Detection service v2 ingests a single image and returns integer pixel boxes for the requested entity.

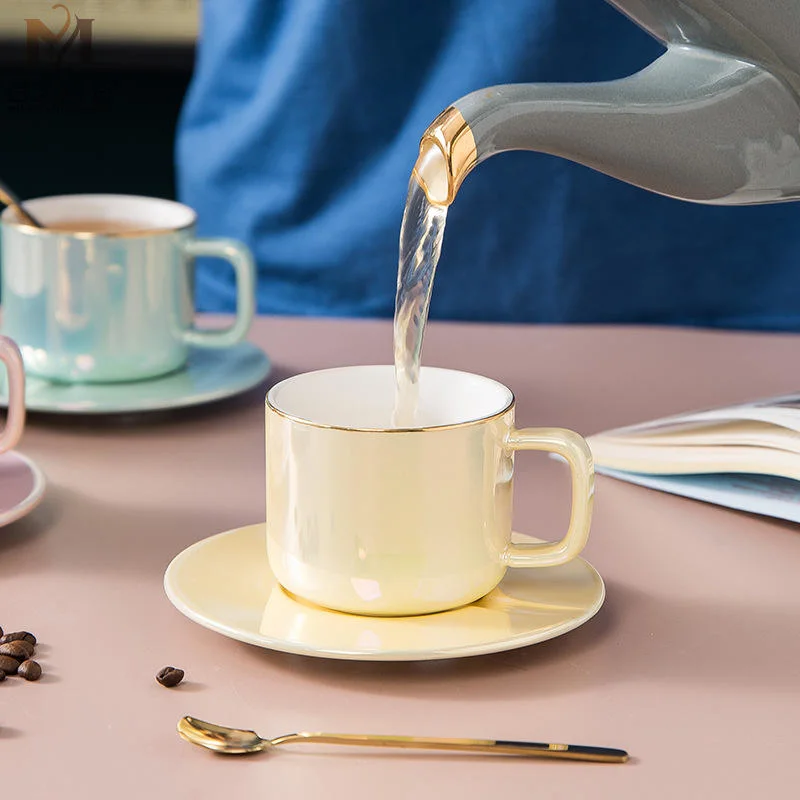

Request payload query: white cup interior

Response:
[268,365,514,429]
[0,194,196,232]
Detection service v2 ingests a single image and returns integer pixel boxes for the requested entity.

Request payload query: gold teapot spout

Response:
[412,106,477,207]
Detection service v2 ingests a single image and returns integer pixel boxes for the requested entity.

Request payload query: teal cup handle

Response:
[0,336,25,454]
[180,238,256,349]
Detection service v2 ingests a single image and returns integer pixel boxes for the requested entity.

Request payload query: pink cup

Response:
[0,336,25,453]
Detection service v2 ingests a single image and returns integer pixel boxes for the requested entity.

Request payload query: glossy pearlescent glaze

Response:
[0,341,270,415]
[0,450,45,529]
[613,0,800,96]
[0,336,25,453]
[0,338,42,529]
[163,523,605,661]
[1,195,255,383]
[416,0,800,208]
[264,366,594,616]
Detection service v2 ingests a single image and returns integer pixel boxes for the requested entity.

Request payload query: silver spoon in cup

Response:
[0,179,44,228]
[178,716,629,763]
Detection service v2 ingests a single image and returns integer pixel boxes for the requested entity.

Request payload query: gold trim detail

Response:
[0,196,197,238]
[265,396,515,434]
[412,106,477,207]
[1,219,196,239]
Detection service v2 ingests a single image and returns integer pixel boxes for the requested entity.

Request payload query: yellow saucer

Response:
[163,524,605,662]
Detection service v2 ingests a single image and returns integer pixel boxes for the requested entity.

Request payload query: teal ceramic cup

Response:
[0,194,255,383]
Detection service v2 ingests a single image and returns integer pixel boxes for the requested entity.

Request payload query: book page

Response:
[591,393,800,522]
[596,420,800,455]
[602,393,800,437]
[588,439,800,480]
[597,468,800,524]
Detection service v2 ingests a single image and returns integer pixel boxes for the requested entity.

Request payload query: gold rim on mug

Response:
[264,395,516,434]
[0,217,196,239]
[0,196,198,239]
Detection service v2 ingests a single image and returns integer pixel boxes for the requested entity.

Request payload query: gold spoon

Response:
[178,716,629,763]
[0,179,44,228]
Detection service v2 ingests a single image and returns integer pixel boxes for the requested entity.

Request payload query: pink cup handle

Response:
[0,337,25,454]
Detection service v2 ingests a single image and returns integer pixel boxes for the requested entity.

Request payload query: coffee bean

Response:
[0,655,19,675]
[155,666,184,688]
[14,640,35,658]
[0,625,3,637]
[17,660,41,681]
[0,631,36,646]
[0,642,25,660]
[0,641,32,661]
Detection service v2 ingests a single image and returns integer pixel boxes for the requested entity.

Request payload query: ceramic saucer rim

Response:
[0,342,271,415]
[164,524,606,662]
[0,450,46,529]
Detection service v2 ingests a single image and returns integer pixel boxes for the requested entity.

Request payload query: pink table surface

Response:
[2,315,799,798]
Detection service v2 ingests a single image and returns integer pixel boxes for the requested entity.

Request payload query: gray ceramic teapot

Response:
[413,0,800,207]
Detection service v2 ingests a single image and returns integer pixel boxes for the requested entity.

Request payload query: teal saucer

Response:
[0,342,271,415]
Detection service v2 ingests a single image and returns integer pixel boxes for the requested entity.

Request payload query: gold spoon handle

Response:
[0,182,43,228]
[270,732,628,763]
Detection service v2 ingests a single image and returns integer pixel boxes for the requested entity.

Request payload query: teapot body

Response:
[610,0,800,93]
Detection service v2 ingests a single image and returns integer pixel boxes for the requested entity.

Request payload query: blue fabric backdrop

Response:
[176,0,800,329]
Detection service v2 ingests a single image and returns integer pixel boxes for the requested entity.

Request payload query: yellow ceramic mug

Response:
[265,366,594,616]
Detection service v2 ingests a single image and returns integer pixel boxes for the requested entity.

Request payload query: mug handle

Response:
[0,336,25,454]
[180,238,256,348]
[504,427,594,568]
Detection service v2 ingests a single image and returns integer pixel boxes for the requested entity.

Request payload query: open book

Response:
[587,394,800,523]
